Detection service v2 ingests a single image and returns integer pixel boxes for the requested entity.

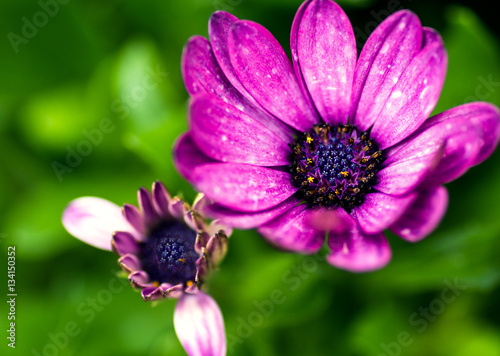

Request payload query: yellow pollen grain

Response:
[307,158,313,164]
[186,281,194,287]
[178,258,186,263]
[306,136,313,144]
[307,176,314,183]
[341,171,349,177]
[153,281,160,287]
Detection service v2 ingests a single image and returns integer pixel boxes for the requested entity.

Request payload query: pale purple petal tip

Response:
[62,197,133,251]
[174,293,226,356]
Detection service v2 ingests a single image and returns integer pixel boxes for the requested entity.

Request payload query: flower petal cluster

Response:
[62,181,228,356]
[174,0,500,272]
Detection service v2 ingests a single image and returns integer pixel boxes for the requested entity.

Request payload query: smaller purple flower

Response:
[62,181,229,356]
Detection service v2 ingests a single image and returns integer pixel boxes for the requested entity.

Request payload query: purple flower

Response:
[62,181,228,356]
[174,0,500,272]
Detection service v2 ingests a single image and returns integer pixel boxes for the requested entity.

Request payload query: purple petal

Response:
[293,0,356,125]
[201,196,299,229]
[370,28,447,149]
[290,0,318,124]
[118,254,142,273]
[138,187,159,227]
[351,11,423,131]
[62,197,134,251]
[122,204,146,236]
[468,103,500,164]
[355,192,417,234]
[209,11,264,110]
[228,20,319,131]
[257,204,324,253]
[416,102,500,186]
[174,293,226,356]
[189,163,297,212]
[111,231,141,256]
[152,180,172,220]
[390,186,448,242]
[189,94,291,166]
[375,129,445,195]
[327,209,391,272]
[173,132,217,183]
[182,35,293,142]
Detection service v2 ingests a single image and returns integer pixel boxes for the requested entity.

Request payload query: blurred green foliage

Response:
[1,0,500,355]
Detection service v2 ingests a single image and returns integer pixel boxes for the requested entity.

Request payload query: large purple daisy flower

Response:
[62,181,228,356]
[174,0,500,272]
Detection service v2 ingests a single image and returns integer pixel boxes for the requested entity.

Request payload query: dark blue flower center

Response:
[289,123,383,211]
[140,221,198,286]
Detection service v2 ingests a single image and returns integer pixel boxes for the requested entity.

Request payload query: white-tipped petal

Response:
[62,197,133,251]
[174,293,226,356]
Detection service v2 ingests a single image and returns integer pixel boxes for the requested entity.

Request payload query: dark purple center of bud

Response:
[140,221,198,286]
[289,123,383,211]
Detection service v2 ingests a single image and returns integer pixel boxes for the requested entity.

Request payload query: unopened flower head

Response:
[174,0,500,272]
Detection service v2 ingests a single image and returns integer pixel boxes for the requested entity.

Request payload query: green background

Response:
[1,0,500,355]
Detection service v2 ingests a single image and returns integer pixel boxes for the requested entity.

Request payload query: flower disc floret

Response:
[141,221,199,286]
[290,123,382,211]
